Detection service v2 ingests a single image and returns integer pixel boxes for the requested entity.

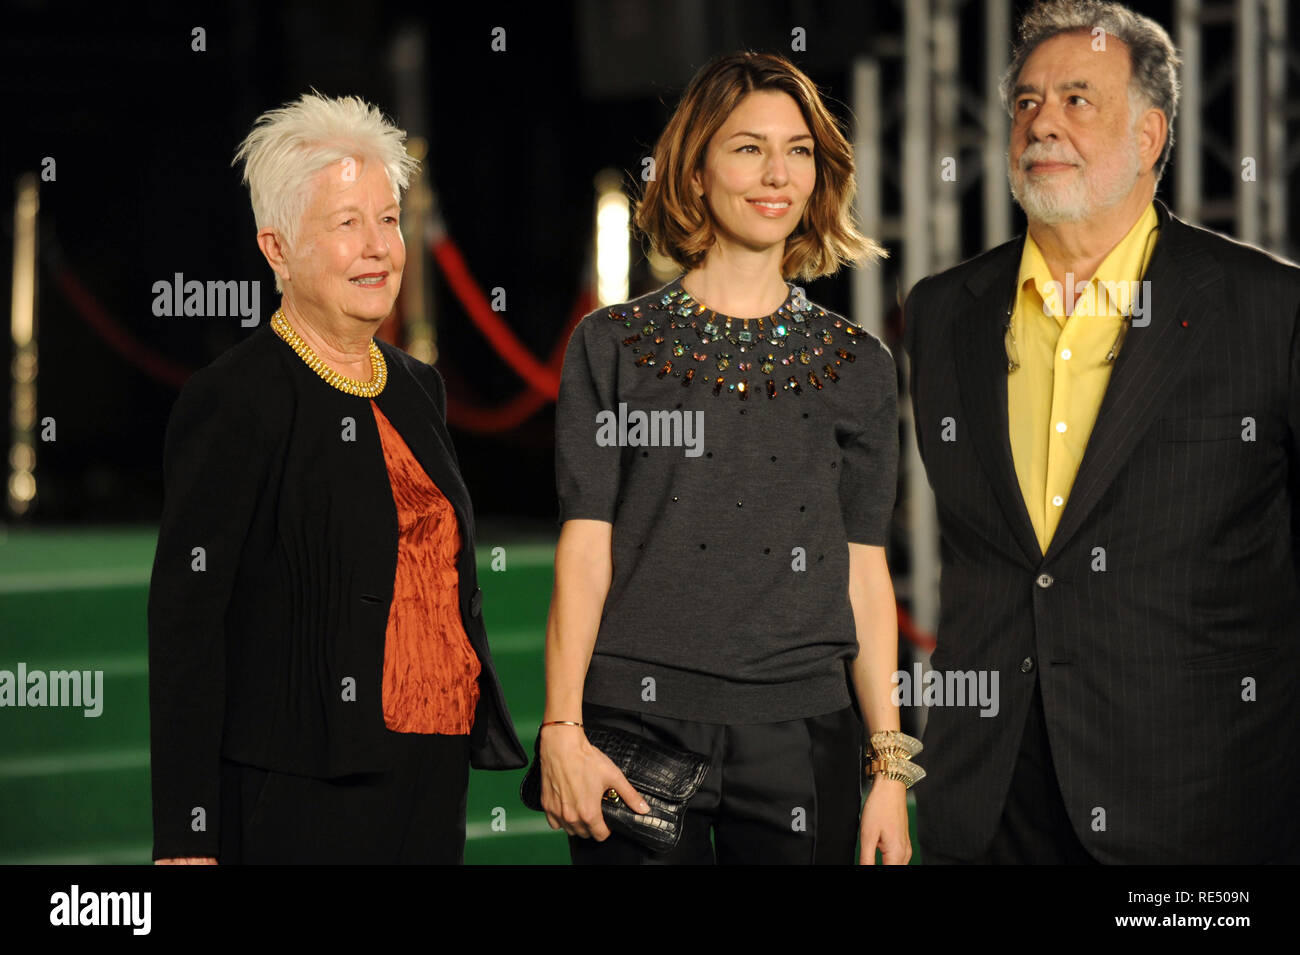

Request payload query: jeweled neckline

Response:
[605,277,865,400]
[653,277,815,349]
[670,276,800,320]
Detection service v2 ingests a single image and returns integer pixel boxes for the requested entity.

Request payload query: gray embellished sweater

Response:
[555,275,899,723]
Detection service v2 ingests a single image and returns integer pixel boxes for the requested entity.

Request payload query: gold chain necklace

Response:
[271,308,387,397]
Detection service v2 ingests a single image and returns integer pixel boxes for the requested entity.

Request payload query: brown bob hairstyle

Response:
[634,51,884,282]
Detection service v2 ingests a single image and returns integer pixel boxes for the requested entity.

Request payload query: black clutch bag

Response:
[519,725,711,853]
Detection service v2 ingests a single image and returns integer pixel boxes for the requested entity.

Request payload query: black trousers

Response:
[922,682,1097,865]
[218,732,470,864]
[569,702,863,865]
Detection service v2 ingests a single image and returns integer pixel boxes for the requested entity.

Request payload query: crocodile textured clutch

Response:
[520,725,711,852]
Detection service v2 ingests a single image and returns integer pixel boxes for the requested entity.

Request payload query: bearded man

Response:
[903,0,1300,863]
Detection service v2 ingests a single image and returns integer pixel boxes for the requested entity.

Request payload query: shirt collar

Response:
[1015,201,1160,322]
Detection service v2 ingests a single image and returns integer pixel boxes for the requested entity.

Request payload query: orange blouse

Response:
[370,400,481,734]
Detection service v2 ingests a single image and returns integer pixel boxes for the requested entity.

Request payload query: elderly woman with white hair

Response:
[147,91,526,864]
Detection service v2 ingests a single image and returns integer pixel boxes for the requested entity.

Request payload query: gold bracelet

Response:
[865,730,925,788]
[867,755,927,789]
[868,729,923,760]
[539,720,583,729]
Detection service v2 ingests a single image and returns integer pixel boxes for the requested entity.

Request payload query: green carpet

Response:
[0,526,917,864]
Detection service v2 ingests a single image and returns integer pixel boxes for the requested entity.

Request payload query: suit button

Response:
[1020,657,1035,673]
[1036,573,1054,588]
[470,587,483,618]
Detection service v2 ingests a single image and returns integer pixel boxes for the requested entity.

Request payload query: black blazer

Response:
[147,323,527,860]
[903,200,1300,863]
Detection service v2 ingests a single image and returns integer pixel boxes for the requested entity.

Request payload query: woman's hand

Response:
[154,857,217,865]
[858,776,912,865]
[538,725,649,840]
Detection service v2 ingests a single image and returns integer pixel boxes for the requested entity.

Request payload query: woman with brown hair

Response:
[538,52,920,864]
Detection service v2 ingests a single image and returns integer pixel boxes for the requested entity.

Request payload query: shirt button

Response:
[1052,495,1064,507]
[1055,422,1067,433]
[1020,656,1036,673]
[1036,573,1054,588]
[1061,349,1072,360]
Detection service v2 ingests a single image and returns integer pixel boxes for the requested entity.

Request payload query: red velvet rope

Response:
[46,232,586,424]
[45,242,934,647]
[428,233,563,399]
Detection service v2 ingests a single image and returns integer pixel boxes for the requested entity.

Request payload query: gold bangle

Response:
[868,730,924,760]
[865,730,925,789]
[867,755,927,789]
[539,720,584,729]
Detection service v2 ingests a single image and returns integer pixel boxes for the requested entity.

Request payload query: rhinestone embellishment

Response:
[605,281,861,400]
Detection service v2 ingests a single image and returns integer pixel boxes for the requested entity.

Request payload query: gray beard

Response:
[1007,160,1090,224]
[1006,136,1143,225]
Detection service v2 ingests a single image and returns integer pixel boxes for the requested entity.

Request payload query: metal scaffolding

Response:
[851,1,1011,654]
[1176,0,1295,255]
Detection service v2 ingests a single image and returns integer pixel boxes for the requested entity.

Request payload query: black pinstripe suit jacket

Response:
[902,199,1300,863]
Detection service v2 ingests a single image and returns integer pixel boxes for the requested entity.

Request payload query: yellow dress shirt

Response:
[1008,202,1159,554]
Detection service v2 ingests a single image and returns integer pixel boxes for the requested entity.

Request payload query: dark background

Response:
[1,0,1280,527]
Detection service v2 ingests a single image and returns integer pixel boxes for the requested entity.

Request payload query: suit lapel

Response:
[954,242,1045,568]
[1043,201,1226,562]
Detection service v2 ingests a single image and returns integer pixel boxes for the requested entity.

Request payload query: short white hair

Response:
[233,91,420,289]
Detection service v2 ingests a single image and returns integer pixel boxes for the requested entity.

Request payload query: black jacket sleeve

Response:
[147,366,269,860]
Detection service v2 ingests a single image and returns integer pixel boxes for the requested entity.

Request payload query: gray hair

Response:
[999,0,1182,181]
[233,91,420,291]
